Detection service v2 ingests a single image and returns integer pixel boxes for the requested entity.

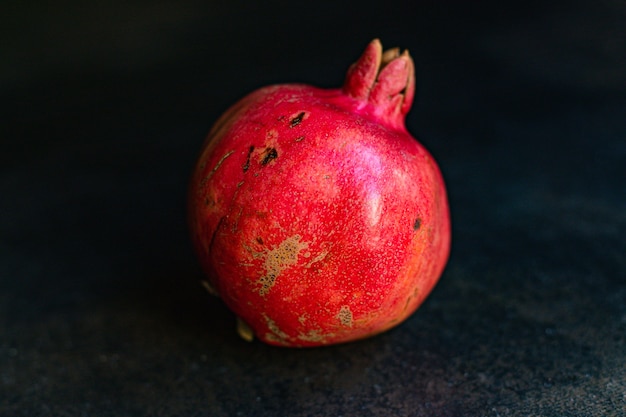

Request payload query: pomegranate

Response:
[189,39,451,347]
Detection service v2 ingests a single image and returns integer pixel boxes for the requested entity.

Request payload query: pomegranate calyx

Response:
[342,39,416,125]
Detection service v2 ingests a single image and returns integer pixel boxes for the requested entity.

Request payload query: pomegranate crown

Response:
[342,39,416,127]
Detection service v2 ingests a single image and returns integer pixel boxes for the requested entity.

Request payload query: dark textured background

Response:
[2,1,625,416]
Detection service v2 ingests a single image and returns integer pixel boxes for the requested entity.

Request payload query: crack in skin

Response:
[209,216,226,255]
[242,146,255,172]
[204,150,234,183]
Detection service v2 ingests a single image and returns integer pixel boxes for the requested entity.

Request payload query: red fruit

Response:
[189,39,451,347]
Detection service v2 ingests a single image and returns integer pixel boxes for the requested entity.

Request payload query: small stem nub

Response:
[237,317,255,342]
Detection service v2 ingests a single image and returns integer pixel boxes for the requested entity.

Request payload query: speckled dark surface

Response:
[2,1,625,416]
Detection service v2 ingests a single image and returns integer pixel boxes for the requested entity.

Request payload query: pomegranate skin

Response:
[189,39,451,347]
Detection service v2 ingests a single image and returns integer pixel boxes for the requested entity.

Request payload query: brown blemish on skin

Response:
[413,217,422,231]
[257,235,308,296]
[260,147,278,165]
[242,145,254,172]
[290,111,306,128]
[337,305,353,327]
[257,274,277,296]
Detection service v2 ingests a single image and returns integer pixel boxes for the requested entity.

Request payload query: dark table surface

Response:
[2,1,625,416]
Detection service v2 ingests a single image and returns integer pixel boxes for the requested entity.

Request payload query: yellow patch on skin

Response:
[265,333,287,344]
[264,314,289,343]
[337,305,353,327]
[297,329,328,343]
[305,250,329,268]
[257,235,308,296]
